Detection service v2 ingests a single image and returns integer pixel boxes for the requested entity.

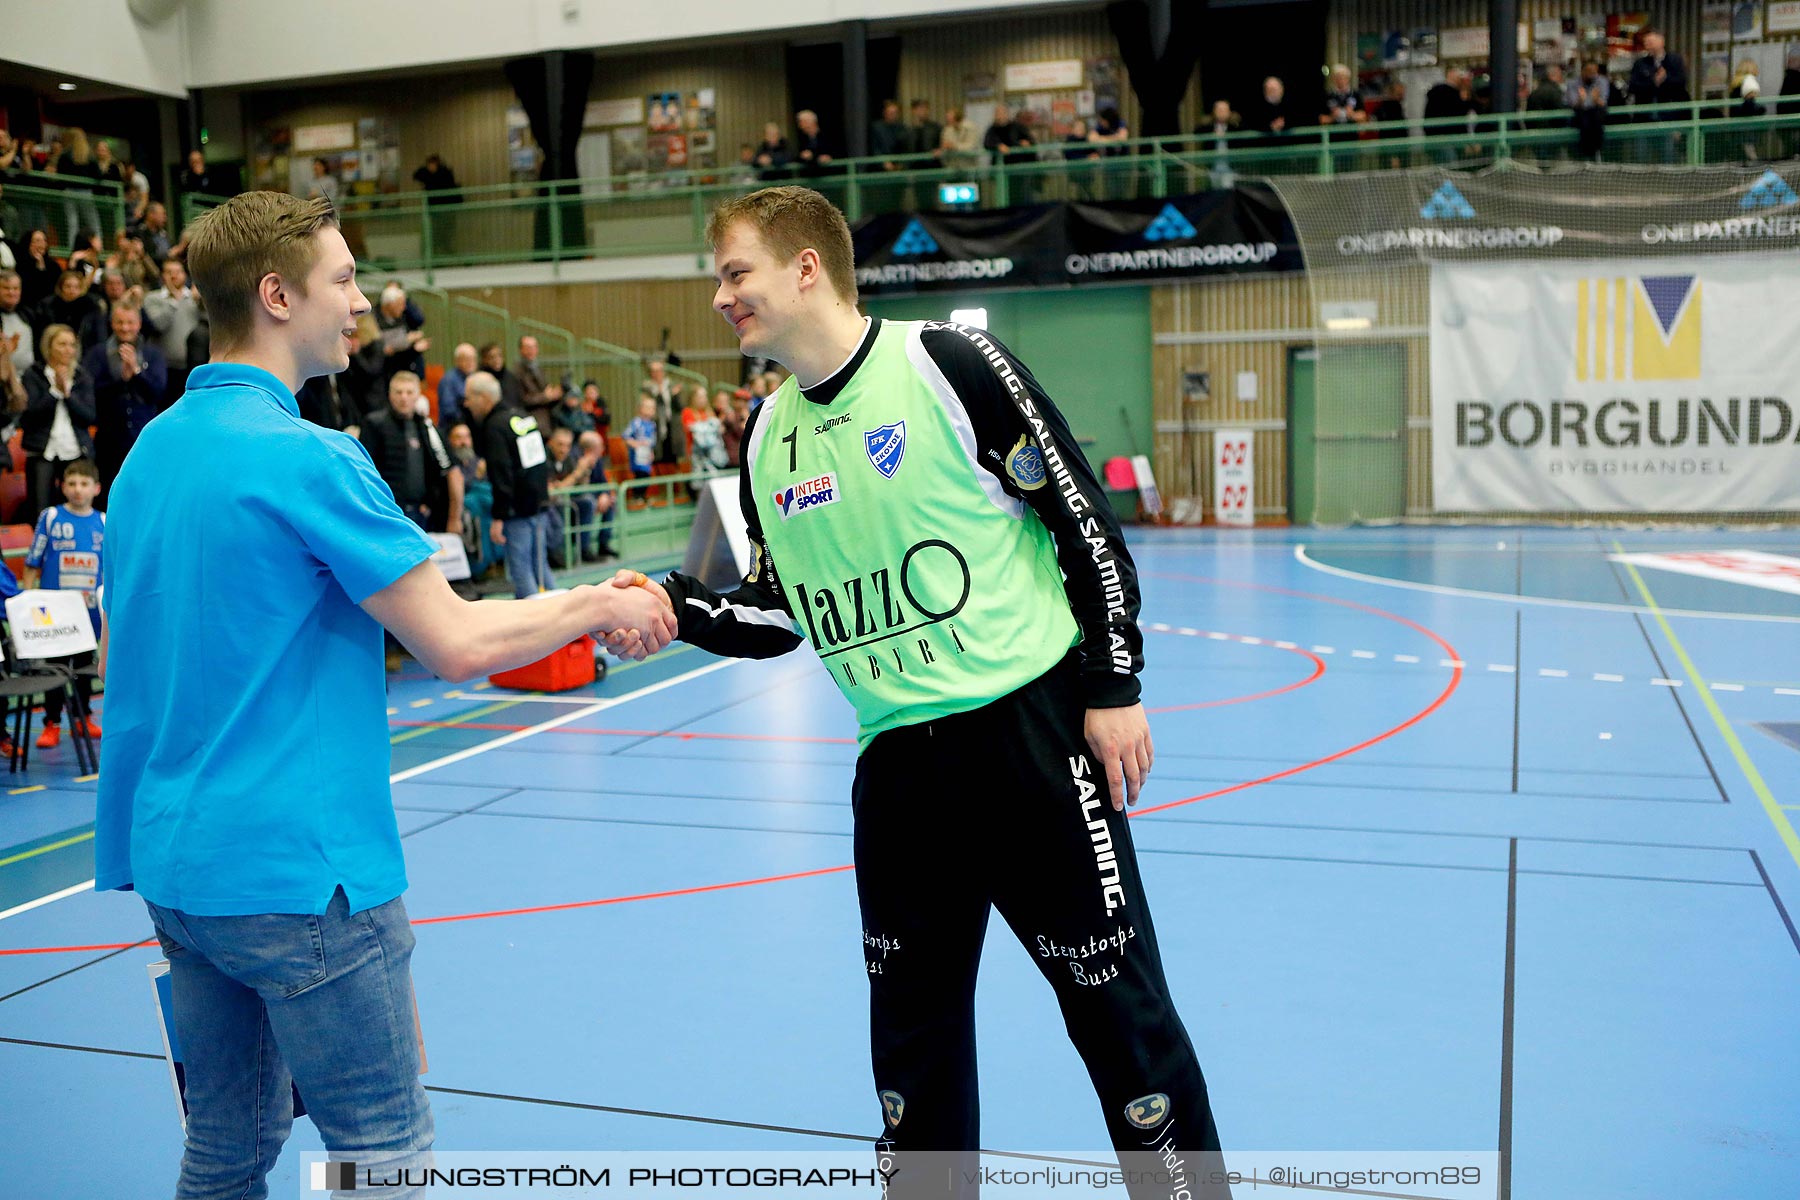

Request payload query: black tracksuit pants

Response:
[853,653,1228,1199]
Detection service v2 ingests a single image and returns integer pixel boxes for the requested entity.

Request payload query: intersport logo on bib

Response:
[773,472,841,520]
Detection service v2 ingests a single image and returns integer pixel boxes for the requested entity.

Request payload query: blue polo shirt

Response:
[96,363,436,916]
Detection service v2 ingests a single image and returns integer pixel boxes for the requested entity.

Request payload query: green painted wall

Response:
[865,287,1152,521]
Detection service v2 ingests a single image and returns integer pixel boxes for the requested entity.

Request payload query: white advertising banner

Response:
[1430,256,1800,512]
[1213,429,1254,526]
[6,589,97,659]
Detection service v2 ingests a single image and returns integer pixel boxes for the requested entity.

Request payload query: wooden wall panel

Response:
[1152,274,1314,520]
[445,277,738,365]
[1326,2,1702,78]
[245,70,516,192]
[893,6,1204,141]
[590,40,792,172]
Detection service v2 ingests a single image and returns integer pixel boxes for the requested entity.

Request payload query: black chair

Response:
[0,617,98,775]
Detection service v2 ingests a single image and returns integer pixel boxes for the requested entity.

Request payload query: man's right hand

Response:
[589,579,678,660]
[607,568,671,612]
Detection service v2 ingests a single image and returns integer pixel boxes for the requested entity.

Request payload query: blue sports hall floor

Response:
[3,526,1797,1198]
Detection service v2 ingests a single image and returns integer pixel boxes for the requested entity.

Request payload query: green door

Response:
[1288,347,1316,524]
[1310,342,1407,524]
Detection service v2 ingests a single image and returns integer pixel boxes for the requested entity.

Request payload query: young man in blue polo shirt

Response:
[96,191,678,1200]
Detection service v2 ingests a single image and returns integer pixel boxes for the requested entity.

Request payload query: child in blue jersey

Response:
[23,457,104,748]
[623,395,658,478]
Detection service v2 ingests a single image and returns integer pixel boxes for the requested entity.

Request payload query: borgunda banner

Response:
[1430,255,1800,512]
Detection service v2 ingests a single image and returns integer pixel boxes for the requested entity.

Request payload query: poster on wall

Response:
[647,93,682,133]
[963,72,997,102]
[1731,1,1763,38]
[1702,3,1733,40]
[1702,50,1732,92]
[507,106,537,177]
[611,126,649,175]
[1429,257,1800,513]
[585,97,645,128]
[1771,3,1800,36]
[1382,28,1438,67]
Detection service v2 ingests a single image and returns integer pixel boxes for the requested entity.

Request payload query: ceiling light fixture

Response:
[58,82,77,91]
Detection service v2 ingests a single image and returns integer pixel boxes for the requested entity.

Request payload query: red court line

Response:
[6,592,1450,956]
[0,867,857,956]
[386,722,857,745]
[1129,571,1464,817]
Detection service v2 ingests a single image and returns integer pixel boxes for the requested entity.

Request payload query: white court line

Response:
[1293,544,1800,624]
[389,658,740,784]
[1539,669,1569,678]
[1594,673,1625,682]
[0,879,95,922]
[2,659,743,920]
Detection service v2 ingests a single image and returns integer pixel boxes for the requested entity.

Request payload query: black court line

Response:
[1511,612,1521,794]
[0,940,150,1008]
[1142,770,1725,805]
[1747,849,1800,958]
[1599,544,1730,804]
[1499,839,1517,1200]
[0,1035,867,1141]
[396,787,523,841]
[1134,843,1755,887]
[409,808,853,842]
[1143,814,1754,854]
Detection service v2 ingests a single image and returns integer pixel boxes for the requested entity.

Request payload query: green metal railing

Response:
[173,98,1800,279]
[550,469,731,565]
[3,179,129,257]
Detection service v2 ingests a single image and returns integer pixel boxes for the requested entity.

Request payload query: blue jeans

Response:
[144,887,433,1199]
[546,493,608,558]
[502,510,552,598]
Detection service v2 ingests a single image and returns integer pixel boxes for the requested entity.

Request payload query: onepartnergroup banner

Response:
[300,1149,1500,1198]
[1430,254,1800,513]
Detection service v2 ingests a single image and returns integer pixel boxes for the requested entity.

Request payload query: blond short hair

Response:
[184,191,338,351]
[706,186,858,309]
[389,370,421,391]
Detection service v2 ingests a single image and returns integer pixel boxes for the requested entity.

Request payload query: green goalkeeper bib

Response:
[747,319,1080,749]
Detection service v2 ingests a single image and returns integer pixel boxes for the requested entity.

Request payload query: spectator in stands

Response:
[446,420,494,575]
[22,323,97,520]
[464,368,552,598]
[86,302,166,495]
[0,182,21,257]
[582,380,610,436]
[871,100,908,164]
[305,158,340,211]
[730,143,761,186]
[794,109,837,173]
[1197,100,1240,187]
[516,333,551,422]
[940,106,984,171]
[177,148,214,196]
[479,341,515,409]
[1092,105,1129,156]
[544,427,590,567]
[296,360,355,433]
[0,317,22,420]
[68,231,106,284]
[984,102,1032,163]
[1246,77,1293,143]
[130,201,173,265]
[36,271,101,344]
[577,430,616,558]
[623,396,657,478]
[412,153,461,256]
[1425,66,1478,126]
[79,270,129,349]
[715,386,746,468]
[1528,64,1570,116]
[51,128,104,249]
[908,100,943,159]
[0,130,24,176]
[1628,29,1689,116]
[22,457,105,750]
[361,370,460,533]
[107,230,157,292]
[0,271,32,375]
[552,383,595,437]
[18,230,59,307]
[143,258,200,402]
[375,283,427,385]
[640,356,682,465]
[754,122,791,177]
[339,314,386,431]
[1320,64,1368,134]
[683,387,725,473]
[747,372,771,404]
[438,341,476,427]
[1569,60,1615,161]
[1064,118,1101,175]
[92,139,123,188]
